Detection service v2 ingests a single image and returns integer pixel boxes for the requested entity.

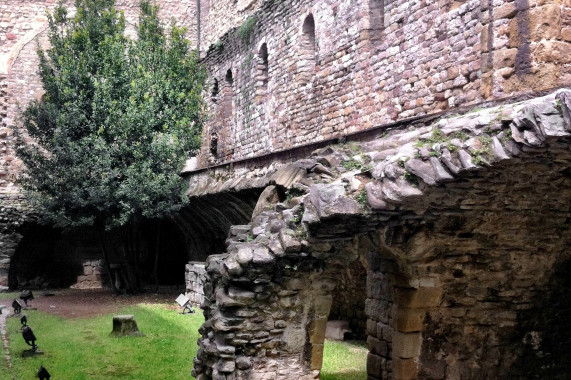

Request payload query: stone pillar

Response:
[185,261,207,306]
[365,255,397,380]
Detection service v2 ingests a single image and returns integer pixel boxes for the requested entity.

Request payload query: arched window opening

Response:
[210,132,218,156]
[225,69,234,85]
[211,78,219,101]
[298,14,316,83]
[302,14,316,49]
[256,43,269,96]
[211,68,234,160]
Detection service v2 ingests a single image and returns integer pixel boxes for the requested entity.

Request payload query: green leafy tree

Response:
[14,0,206,292]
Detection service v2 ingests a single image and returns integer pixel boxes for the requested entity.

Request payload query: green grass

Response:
[6,305,202,379]
[0,292,20,301]
[1,299,368,380]
[321,340,368,380]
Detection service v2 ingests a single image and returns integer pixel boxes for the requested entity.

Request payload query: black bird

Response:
[22,326,38,351]
[20,290,34,307]
[12,299,22,314]
[37,365,50,379]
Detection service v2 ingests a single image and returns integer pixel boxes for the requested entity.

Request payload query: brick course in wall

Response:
[199,0,570,167]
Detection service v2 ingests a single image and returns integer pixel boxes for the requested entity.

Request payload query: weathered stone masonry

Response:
[199,0,570,166]
[190,91,571,379]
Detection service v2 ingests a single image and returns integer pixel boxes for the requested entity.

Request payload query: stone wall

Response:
[0,188,30,290]
[69,259,105,289]
[197,0,571,167]
[2,0,571,175]
[192,90,571,379]
[185,261,207,306]
[199,0,263,52]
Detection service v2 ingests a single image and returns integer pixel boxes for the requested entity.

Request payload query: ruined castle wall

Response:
[200,0,571,166]
[192,90,571,379]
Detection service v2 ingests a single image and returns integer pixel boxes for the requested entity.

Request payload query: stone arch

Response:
[0,22,48,76]
[255,42,269,99]
[211,78,219,101]
[298,14,316,84]
[191,91,571,379]
[191,212,443,379]
[209,69,235,160]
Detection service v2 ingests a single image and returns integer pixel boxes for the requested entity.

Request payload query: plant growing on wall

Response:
[14,0,206,293]
[237,15,257,45]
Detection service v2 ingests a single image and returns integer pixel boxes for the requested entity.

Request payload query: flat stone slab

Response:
[110,315,143,337]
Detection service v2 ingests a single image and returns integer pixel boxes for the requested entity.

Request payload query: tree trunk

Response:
[152,220,162,293]
[98,229,121,294]
[121,222,143,294]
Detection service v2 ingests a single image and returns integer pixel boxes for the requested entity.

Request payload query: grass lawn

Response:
[321,340,368,380]
[1,296,367,379]
[6,304,201,380]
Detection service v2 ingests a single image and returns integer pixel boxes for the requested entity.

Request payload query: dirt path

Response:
[26,288,179,318]
[0,304,13,378]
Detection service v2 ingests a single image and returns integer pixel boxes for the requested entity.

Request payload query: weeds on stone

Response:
[416,128,461,156]
[500,128,513,144]
[342,157,363,170]
[356,188,368,209]
[290,206,304,224]
[295,226,307,240]
[471,135,493,165]
[242,53,253,68]
[455,131,469,142]
[238,16,257,45]
[285,187,306,203]
[404,170,419,186]
[347,141,361,153]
